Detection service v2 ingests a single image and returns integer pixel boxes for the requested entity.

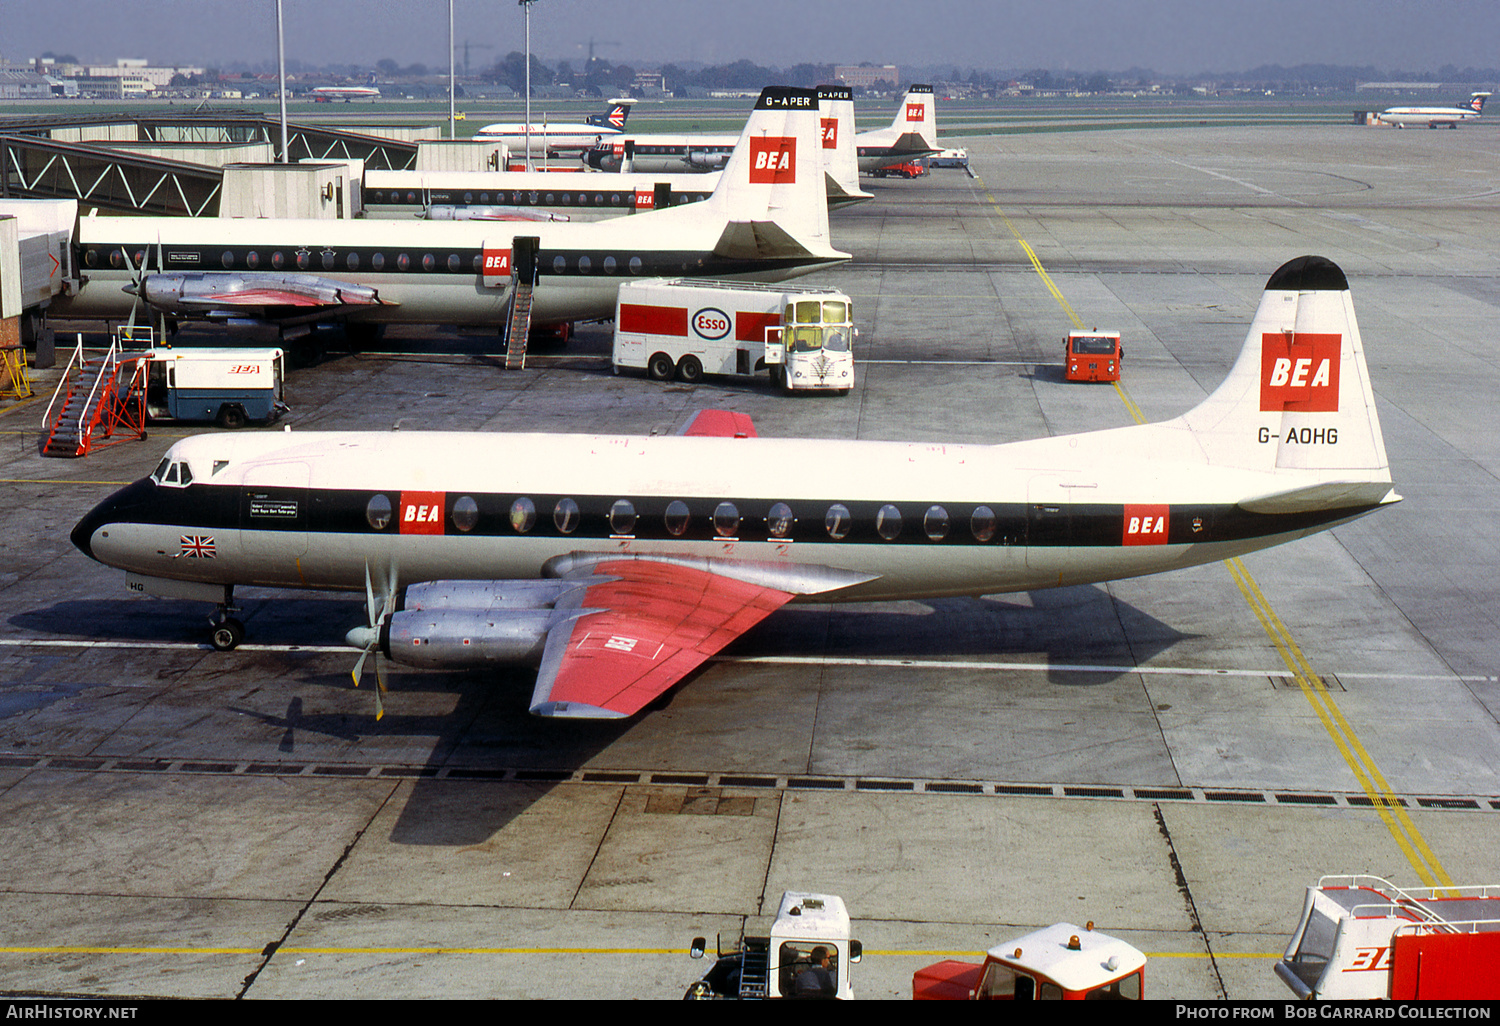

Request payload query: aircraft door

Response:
[1024,474,1075,573]
[240,462,310,573]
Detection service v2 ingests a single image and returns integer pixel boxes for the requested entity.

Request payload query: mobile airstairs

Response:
[39,329,149,457]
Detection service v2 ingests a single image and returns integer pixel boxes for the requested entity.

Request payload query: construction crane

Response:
[456,40,494,77]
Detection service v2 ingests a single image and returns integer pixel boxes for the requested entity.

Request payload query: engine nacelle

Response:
[383,608,554,668]
[686,150,730,170]
[398,579,579,613]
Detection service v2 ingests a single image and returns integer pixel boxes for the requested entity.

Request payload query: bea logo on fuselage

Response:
[749,137,796,184]
[1260,332,1341,412]
[400,491,445,535]
[692,308,731,340]
[1124,504,1169,546]
[483,249,511,275]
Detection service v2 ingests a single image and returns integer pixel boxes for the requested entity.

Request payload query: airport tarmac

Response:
[1,118,1498,1000]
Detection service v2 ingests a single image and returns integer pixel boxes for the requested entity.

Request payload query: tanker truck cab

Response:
[613,279,854,393]
[686,892,862,999]
[766,294,855,394]
[913,922,1145,1000]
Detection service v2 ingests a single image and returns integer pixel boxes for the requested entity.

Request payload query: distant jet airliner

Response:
[1376,92,1489,128]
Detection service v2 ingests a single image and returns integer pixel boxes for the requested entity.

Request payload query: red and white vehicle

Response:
[613,278,854,393]
[1276,875,1500,1000]
[914,922,1145,1000]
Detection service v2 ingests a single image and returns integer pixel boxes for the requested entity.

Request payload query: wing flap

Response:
[529,559,794,719]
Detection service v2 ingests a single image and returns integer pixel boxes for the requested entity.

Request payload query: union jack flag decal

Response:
[180,535,216,559]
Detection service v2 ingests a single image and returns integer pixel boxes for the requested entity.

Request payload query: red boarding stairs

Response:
[40,332,149,458]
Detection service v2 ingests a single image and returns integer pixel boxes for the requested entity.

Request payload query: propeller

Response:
[345,560,398,721]
[119,246,145,333]
[118,237,167,342]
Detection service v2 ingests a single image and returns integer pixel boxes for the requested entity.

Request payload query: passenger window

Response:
[507,497,533,533]
[714,502,740,538]
[825,504,851,540]
[365,494,393,530]
[923,505,949,540]
[766,502,794,538]
[554,498,579,534]
[876,504,902,540]
[664,500,690,537]
[452,496,480,532]
[971,506,997,542]
[609,499,636,535]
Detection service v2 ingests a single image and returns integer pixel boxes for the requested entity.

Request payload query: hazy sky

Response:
[5,0,1498,75]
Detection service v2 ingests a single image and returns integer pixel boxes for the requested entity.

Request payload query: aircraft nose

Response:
[71,479,154,562]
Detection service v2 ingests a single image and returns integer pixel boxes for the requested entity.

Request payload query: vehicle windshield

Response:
[1071,336,1117,355]
[778,941,838,998]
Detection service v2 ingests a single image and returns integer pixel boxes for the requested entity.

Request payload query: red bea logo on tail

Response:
[748,137,797,184]
[821,118,838,149]
[905,103,925,122]
[1260,333,1341,413]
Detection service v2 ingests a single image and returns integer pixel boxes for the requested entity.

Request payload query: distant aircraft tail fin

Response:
[817,85,873,207]
[1469,91,1491,114]
[895,84,938,149]
[587,102,633,130]
[700,86,845,263]
[1177,256,1396,510]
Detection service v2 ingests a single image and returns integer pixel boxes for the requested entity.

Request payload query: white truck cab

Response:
[687,892,862,999]
[614,279,854,393]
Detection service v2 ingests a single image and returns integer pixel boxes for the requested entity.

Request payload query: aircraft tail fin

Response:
[703,86,844,263]
[895,84,938,150]
[1178,256,1395,506]
[817,85,873,207]
[587,101,633,130]
[1470,91,1491,114]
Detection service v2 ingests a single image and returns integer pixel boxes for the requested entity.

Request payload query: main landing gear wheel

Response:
[210,617,245,651]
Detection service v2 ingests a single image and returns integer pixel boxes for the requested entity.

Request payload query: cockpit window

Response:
[152,457,171,482]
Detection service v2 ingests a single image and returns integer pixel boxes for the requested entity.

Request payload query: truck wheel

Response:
[648,353,675,381]
[676,355,703,384]
[217,405,247,430]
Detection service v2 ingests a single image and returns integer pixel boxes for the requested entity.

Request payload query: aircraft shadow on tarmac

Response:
[8,589,1189,846]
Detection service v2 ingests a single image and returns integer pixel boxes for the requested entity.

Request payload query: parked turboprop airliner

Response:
[575,85,871,207]
[855,85,939,171]
[52,88,845,338]
[1376,92,1489,128]
[473,100,633,156]
[72,256,1397,721]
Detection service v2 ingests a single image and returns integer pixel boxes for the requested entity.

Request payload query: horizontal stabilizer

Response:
[1238,481,1401,515]
[713,219,816,261]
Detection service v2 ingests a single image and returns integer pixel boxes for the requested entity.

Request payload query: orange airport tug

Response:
[1064,330,1122,382]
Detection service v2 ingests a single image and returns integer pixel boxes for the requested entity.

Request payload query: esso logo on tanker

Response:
[692,308,732,340]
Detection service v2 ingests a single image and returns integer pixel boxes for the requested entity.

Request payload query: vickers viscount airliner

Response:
[73,256,1398,721]
[53,88,845,340]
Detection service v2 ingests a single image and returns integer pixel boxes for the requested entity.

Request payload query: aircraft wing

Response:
[527,559,796,718]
